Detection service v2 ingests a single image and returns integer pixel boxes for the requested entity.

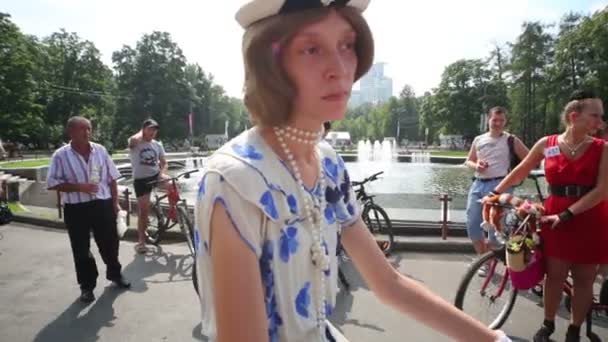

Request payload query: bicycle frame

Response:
[480,255,511,301]
[151,170,196,224]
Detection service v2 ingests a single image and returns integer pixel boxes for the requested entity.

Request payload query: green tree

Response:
[38,29,115,147]
[391,85,419,143]
[508,22,554,143]
[0,13,44,145]
[113,31,191,145]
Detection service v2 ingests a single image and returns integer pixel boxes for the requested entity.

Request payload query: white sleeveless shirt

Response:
[473,132,511,179]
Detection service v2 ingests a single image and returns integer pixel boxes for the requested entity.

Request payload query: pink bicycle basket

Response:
[508,249,545,290]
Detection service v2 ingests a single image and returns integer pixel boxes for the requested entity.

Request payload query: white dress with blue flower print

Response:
[194,127,359,342]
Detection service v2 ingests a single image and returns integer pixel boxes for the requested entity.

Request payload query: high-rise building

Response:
[349,62,393,108]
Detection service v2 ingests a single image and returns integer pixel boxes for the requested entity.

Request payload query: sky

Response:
[3,0,608,98]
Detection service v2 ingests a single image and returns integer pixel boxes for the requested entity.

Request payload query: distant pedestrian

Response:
[47,116,130,304]
[464,107,529,276]
[128,118,168,253]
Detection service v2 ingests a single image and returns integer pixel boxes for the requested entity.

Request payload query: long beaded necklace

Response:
[273,125,329,337]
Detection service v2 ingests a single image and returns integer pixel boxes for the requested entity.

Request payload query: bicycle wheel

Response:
[336,241,351,291]
[192,258,200,296]
[454,250,518,329]
[600,278,608,315]
[362,203,394,255]
[177,205,196,256]
[145,203,168,245]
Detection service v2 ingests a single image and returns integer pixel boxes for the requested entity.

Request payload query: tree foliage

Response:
[343,8,608,145]
[1,15,245,149]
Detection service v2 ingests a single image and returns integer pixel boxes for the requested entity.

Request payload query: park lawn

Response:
[8,202,27,213]
[0,155,130,169]
[430,151,468,157]
[0,159,50,168]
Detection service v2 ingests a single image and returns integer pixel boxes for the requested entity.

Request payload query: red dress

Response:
[541,135,608,264]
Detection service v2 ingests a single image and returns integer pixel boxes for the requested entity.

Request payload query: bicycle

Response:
[454,171,608,341]
[145,169,199,256]
[338,171,394,291]
[351,171,394,255]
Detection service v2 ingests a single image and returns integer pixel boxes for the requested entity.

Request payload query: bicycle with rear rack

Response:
[338,171,394,290]
[453,170,608,341]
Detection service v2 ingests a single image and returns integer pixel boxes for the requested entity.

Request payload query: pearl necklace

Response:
[283,126,323,145]
[273,125,329,335]
[560,134,590,156]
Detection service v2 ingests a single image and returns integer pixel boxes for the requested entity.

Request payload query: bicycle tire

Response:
[362,203,394,255]
[600,278,608,315]
[192,259,200,296]
[145,204,168,245]
[454,251,518,329]
[564,294,572,313]
[177,205,196,256]
[175,205,199,296]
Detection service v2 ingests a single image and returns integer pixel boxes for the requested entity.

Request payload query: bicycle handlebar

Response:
[527,169,545,180]
[147,169,200,186]
[352,171,384,187]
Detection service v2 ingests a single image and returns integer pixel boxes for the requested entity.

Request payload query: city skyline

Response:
[350,62,393,107]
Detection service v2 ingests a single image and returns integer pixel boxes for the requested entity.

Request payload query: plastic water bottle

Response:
[116,210,128,238]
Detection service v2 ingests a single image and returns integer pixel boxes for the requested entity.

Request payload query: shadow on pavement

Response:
[331,257,385,334]
[120,245,195,293]
[33,286,126,342]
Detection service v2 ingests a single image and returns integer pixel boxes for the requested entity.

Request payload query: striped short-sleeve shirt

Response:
[47,142,122,204]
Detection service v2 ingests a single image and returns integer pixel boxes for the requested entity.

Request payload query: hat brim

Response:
[236,0,370,29]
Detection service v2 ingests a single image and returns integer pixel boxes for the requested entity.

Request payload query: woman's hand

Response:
[540,214,561,229]
[480,195,494,205]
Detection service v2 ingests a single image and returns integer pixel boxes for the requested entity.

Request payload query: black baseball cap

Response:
[142,118,160,129]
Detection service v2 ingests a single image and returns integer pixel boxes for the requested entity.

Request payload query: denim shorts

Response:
[465,178,512,242]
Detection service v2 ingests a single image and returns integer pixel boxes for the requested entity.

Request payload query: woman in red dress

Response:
[487,90,608,342]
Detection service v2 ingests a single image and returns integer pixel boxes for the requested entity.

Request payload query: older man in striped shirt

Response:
[47,116,130,303]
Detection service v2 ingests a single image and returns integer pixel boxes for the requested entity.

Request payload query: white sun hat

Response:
[236,0,370,28]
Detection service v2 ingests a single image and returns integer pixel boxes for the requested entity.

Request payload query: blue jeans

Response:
[466,178,512,243]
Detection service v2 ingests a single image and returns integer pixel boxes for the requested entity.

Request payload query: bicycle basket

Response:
[502,202,546,290]
[506,234,545,290]
[509,249,545,290]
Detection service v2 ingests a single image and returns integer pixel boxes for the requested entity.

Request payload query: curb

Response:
[13,214,475,254]
[12,214,187,243]
[393,239,474,254]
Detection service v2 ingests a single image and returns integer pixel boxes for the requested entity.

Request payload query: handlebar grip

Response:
[528,169,545,179]
[368,171,384,181]
[178,169,200,179]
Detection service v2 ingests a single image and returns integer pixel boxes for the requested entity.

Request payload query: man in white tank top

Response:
[464,107,528,275]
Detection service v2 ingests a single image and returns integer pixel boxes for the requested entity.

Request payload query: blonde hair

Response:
[561,98,598,127]
[242,6,374,126]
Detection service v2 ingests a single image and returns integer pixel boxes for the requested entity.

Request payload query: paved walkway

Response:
[1,223,606,341]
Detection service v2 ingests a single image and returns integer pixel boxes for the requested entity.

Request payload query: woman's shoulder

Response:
[592,137,607,146]
[206,128,268,171]
[536,135,555,148]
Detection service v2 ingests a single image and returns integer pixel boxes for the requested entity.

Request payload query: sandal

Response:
[135,243,148,254]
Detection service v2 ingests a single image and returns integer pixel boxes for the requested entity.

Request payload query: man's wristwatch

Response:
[494,330,512,342]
